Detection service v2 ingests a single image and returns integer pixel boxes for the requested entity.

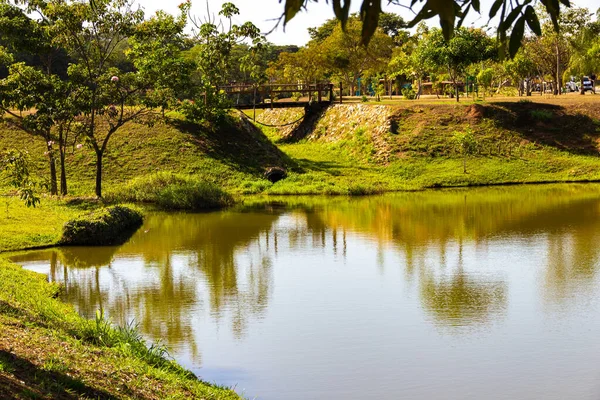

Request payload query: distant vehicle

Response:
[582,76,595,93]
[566,81,579,92]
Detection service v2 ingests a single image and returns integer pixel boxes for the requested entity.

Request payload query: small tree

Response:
[420,28,496,102]
[477,68,494,99]
[453,129,477,173]
[1,149,40,208]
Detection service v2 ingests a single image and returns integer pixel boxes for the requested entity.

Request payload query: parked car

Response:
[582,76,595,93]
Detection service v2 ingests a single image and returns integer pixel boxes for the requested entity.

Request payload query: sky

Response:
[138,0,600,46]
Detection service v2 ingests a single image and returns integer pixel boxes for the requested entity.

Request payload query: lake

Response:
[13,184,600,400]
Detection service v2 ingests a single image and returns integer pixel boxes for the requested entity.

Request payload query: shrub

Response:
[530,109,553,122]
[109,172,234,210]
[60,206,143,246]
[361,95,369,102]
[402,88,417,100]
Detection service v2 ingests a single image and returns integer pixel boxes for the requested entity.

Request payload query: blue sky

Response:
[138,0,600,45]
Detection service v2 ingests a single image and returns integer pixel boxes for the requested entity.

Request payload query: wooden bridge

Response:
[219,83,337,110]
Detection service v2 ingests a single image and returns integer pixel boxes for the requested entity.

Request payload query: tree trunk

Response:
[555,40,560,96]
[48,153,58,196]
[60,148,67,196]
[455,81,460,102]
[95,151,103,198]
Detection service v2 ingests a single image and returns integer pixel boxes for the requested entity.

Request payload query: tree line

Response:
[267,6,600,102]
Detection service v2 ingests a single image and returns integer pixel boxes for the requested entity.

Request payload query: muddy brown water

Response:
[14,184,600,400]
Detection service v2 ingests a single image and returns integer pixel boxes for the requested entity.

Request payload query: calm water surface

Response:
[13,184,600,400]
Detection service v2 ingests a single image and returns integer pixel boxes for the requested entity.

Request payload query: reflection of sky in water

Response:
[13,185,600,400]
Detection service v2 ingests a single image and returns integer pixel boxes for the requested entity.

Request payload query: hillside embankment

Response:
[252,98,600,194]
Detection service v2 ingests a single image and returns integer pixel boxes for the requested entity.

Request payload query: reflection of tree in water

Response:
[421,273,507,327]
[130,212,279,338]
[543,207,600,305]
[18,210,280,362]
[419,242,506,328]
[280,185,600,327]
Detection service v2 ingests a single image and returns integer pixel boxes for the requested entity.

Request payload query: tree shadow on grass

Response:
[168,116,300,174]
[0,350,118,399]
[484,102,600,155]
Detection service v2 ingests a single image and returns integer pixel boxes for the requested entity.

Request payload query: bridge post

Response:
[339,81,343,104]
[329,83,334,103]
[318,83,322,103]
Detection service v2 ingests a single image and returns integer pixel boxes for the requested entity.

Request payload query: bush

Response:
[60,206,143,246]
[361,95,369,102]
[530,109,554,122]
[402,88,417,100]
[109,172,234,210]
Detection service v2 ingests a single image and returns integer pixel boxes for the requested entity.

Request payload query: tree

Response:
[321,18,393,96]
[0,2,76,195]
[477,68,493,98]
[419,27,495,102]
[185,2,264,122]
[453,129,477,173]
[564,10,600,94]
[44,0,190,198]
[266,45,326,84]
[503,48,536,96]
[1,149,40,208]
[526,6,589,95]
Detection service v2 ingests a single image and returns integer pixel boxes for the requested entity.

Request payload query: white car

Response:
[582,77,595,93]
[566,81,579,92]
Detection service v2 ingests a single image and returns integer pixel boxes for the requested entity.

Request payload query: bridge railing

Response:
[218,83,335,109]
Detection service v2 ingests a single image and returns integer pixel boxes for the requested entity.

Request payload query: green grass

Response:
[107,171,234,210]
[60,205,144,246]
[0,196,88,251]
[0,257,240,399]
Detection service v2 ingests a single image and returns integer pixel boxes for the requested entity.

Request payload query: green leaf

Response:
[359,0,382,46]
[471,0,480,13]
[332,0,351,29]
[499,4,523,32]
[509,15,525,58]
[430,0,457,40]
[524,5,541,36]
[283,0,304,25]
[489,0,503,19]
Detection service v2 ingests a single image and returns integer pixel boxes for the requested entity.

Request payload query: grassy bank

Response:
[0,257,239,399]
[0,200,240,398]
[252,98,600,194]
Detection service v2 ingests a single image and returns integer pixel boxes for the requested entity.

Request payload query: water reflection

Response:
[12,184,600,400]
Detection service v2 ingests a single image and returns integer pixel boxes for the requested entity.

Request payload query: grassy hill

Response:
[2,98,600,199]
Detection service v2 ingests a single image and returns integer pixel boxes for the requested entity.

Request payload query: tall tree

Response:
[44,0,191,198]
[321,18,393,95]
[419,27,495,101]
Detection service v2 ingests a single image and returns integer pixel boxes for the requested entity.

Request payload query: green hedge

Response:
[60,206,143,246]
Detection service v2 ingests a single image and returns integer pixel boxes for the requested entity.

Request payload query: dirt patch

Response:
[465,104,485,121]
